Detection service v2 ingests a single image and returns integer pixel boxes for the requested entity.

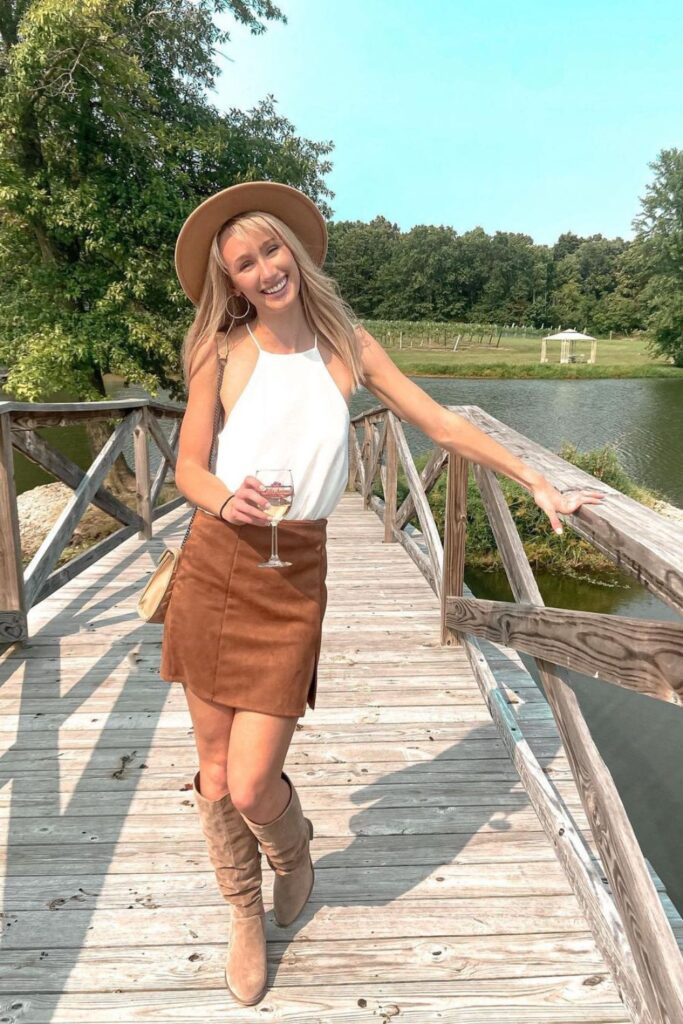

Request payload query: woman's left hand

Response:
[531,479,608,535]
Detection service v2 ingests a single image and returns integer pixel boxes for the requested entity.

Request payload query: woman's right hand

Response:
[220,475,272,526]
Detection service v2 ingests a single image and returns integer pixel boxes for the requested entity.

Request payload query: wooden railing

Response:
[0,397,186,637]
[349,402,683,1024]
[2,394,683,1023]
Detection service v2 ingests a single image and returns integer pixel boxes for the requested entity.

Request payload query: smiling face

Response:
[219,224,302,314]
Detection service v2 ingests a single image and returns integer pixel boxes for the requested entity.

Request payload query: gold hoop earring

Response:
[226,293,251,320]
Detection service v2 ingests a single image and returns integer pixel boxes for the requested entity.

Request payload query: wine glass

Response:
[256,468,294,568]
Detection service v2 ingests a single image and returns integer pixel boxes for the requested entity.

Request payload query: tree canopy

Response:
[0,0,334,404]
[628,148,683,366]
[326,222,647,337]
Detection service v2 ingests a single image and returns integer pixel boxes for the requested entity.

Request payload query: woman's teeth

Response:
[263,276,288,295]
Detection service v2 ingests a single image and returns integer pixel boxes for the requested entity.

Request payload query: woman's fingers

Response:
[246,487,272,521]
[532,483,608,535]
[240,495,271,524]
[560,489,608,513]
[548,506,564,532]
[233,476,271,524]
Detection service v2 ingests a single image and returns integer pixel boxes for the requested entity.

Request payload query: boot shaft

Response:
[192,770,264,916]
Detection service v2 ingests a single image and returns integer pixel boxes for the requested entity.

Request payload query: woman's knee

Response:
[196,758,229,799]
[228,770,276,816]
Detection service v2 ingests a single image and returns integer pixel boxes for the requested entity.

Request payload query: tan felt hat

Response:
[174,180,328,305]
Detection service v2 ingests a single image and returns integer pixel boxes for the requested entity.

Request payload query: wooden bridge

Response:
[1,395,682,1022]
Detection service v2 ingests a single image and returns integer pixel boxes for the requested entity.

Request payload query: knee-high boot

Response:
[192,770,268,1004]
[240,770,315,927]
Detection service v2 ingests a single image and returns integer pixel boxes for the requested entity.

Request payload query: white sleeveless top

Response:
[214,323,351,520]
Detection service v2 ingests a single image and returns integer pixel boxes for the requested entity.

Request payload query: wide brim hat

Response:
[174,180,328,306]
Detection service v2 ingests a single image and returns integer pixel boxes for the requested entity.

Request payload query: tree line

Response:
[325,158,683,369]
[327,222,641,336]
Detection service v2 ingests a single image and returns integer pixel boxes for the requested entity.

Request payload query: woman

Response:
[160,181,605,1005]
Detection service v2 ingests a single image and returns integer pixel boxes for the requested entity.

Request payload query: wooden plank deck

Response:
[0,491,649,1021]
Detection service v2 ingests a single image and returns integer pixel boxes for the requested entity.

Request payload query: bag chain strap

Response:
[177,337,229,548]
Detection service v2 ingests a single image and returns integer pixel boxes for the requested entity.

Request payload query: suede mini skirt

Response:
[159,508,328,717]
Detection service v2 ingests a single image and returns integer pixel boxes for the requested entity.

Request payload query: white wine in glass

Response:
[256,469,294,568]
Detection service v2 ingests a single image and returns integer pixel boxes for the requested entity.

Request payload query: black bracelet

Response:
[218,495,235,521]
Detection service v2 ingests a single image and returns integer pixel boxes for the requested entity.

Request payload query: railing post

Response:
[361,420,373,508]
[347,423,357,492]
[134,405,152,540]
[0,411,27,645]
[383,413,397,543]
[440,449,468,647]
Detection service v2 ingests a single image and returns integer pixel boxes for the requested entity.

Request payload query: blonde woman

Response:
[159,181,605,1005]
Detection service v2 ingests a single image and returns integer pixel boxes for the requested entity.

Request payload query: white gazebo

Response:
[541,328,597,364]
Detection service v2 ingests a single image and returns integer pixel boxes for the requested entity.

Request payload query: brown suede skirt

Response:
[159,508,328,717]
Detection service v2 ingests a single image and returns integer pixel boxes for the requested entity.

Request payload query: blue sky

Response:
[212,0,683,246]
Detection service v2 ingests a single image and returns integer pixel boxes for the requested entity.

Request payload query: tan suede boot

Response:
[240,770,315,928]
[192,770,268,1004]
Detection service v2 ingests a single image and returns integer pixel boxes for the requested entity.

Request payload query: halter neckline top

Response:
[246,321,318,356]
[214,323,351,520]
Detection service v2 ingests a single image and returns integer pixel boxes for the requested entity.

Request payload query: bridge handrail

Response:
[349,403,683,1024]
[0,398,186,625]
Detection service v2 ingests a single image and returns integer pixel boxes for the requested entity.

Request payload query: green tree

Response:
[376,224,464,321]
[476,231,536,323]
[629,147,683,366]
[0,0,334,490]
[457,227,491,316]
[327,216,400,318]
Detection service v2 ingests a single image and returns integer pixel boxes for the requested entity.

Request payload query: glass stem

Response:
[271,522,279,560]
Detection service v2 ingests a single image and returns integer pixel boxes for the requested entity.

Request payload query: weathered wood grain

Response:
[23,409,141,609]
[445,596,683,703]
[10,426,140,529]
[441,449,469,646]
[0,411,27,643]
[395,445,448,530]
[390,415,444,595]
[0,492,636,1020]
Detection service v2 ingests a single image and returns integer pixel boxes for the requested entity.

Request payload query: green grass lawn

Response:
[378,333,683,379]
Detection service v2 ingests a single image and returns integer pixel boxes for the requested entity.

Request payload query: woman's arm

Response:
[356,326,606,532]
[174,335,234,518]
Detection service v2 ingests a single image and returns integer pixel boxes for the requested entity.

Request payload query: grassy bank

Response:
[368,327,683,379]
[391,359,683,380]
[377,441,674,586]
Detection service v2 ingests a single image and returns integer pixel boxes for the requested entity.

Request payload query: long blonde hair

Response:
[180,210,366,392]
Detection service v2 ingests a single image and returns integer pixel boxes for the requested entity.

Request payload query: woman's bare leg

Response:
[182,683,299,819]
[182,683,235,799]
[227,709,299,823]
